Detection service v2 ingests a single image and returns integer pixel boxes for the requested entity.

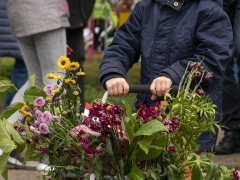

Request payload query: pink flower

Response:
[30,126,41,136]
[43,85,54,94]
[34,97,45,107]
[168,145,177,152]
[34,119,41,127]
[52,116,60,123]
[41,111,52,123]
[39,123,50,134]
[69,125,101,137]
[34,110,43,121]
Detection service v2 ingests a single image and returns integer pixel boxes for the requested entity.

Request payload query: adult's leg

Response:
[215,0,240,154]
[4,58,28,108]
[34,28,66,86]
[7,36,42,124]
[66,28,85,112]
[94,19,105,50]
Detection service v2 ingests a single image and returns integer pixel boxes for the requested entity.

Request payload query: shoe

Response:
[36,163,49,171]
[8,151,25,169]
[37,158,52,171]
[215,130,240,154]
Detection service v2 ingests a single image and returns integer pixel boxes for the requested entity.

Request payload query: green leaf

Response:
[106,137,114,156]
[205,161,218,180]
[0,151,10,174]
[0,76,16,93]
[1,165,8,180]
[24,86,47,105]
[23,144,36,161]
[138,141,149,154]
[137,148,163,161]
[24,122,33,137]
[4,119,24,144]
[0,102,23,119]
[29,74,36,86]
[128,162,144,180]
[0,139,16,153]
[0,121,11,140]
[147,169,158,180]
[123,119,134,143]
[139,134,157,146]
[135,120,167,136]
[191,162,202,180]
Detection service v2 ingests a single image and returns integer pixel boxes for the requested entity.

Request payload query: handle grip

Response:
[129,84,179,94]
[101,85,179,103]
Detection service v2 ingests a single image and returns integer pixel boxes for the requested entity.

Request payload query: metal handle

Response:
[102,85,179,103]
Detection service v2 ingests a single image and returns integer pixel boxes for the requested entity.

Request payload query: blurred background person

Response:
[7,0,70,171]
[93,0,117,50]
[116,0,134,11]
[0,0,28,168]
[107,0,119,10]
[215,0,240,154]
[66,0,95,113]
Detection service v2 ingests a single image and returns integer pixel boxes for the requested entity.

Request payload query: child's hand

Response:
[150,76,172,100]
[105,78,129,96]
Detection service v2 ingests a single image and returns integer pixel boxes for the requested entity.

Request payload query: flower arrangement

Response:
[0,56,239,180]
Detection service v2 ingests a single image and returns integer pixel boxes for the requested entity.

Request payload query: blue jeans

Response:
[4,58,28,108]
[221,0,240,131]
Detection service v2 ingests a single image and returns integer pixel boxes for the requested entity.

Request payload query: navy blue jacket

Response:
[0,0,23,59]
[99,0,233,151]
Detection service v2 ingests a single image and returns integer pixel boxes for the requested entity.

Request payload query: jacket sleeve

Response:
[160,5,233,88]
[99,2,142,87]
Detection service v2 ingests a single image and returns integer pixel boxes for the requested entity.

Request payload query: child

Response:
[99,0,233,152]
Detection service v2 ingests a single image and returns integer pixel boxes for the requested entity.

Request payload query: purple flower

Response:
[52,116,60,123]
[189,62,200,69]
[32,136,39,144]
[39,146,48,154]
[39,123,50,134]
[193,71,202,77]
[168,145,177,152]
[30,126,41,136]
[34,97,45,107]
[196,89,206,95]
[233,169,239,180]
[34,110,43,121]
[34,119,41,127]
[41,111,52,123]
[205,72,214,79]
[43,85,54,94]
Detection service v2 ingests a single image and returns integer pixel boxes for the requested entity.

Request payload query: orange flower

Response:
[161,101,168,107]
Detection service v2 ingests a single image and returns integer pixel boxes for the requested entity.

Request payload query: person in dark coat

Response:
[0,0,28,108]
[66,0,95,113]
[0,0,28,168]
[215,0,240,154]
[99,0,233,152]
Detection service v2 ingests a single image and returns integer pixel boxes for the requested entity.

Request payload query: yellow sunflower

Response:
[69,80,76,84]
[25,112,33,118]
[68,62,80,71]
[57,56,70,70]
[76,71,86,76]
[46,73,55,79]
[54,74,62,80]
[72,91,79,96]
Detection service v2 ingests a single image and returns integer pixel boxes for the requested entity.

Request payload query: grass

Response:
[0,53,141,109]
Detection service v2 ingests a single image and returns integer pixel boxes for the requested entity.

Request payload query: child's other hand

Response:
[105,78,129,96]
[150,76,172,100]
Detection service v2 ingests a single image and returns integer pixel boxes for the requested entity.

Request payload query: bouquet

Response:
[0,56,239,180]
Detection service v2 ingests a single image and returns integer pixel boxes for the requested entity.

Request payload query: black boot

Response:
[215,130,240,154]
